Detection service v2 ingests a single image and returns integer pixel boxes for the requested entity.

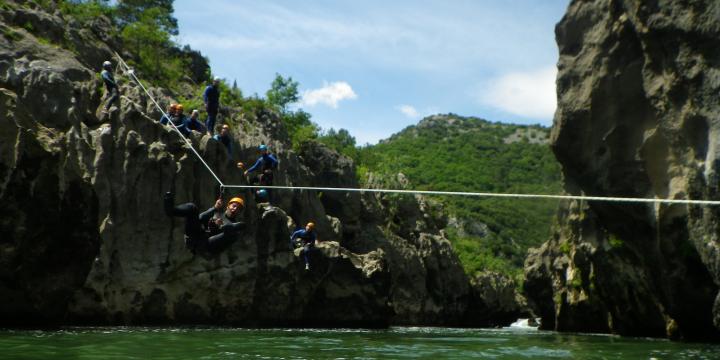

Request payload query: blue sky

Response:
[174,0,569,144]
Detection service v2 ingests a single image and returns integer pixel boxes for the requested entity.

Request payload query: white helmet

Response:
[102,60,112,68]
[213,76,221,82]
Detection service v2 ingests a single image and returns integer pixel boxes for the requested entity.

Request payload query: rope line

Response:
[110,53,720,207]
[222,184,720,206]
[113,52,225,187]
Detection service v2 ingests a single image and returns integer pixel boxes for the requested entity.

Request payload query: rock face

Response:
[0,2,519,327]
[525,0,720,341]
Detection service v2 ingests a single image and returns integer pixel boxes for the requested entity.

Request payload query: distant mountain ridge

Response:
[358,114,563,280]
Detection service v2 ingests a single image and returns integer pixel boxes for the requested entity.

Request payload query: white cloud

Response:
[301,82,357,108]
[480,67,557,120]
[397,105,419,118]
[176,0,561,73]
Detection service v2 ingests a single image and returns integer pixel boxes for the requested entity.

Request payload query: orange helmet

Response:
[176,104,184,113]
[306,222,315,230]
[169,103,178,111]
[227,197,244,207]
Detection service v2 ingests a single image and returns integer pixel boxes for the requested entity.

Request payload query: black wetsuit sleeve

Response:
[199,207,216,223]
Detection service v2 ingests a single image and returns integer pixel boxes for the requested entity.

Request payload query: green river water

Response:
[1,325,718,359]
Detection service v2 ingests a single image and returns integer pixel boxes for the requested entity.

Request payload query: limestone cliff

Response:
[524,0,720,341]
[0,1,518,327]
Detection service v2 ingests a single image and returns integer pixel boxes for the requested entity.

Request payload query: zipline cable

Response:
[110,54,720,207]
[113,52,225,187]
[223,184,720,206]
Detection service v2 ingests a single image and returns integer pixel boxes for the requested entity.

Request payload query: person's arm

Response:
[203,86,209,105]
[268,154,279,168]
[290,229,302,241]
[246,157,262,173]
[199,199,223,222]
[199,207,216,223]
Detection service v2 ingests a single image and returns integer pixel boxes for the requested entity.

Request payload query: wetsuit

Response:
[159,113,172,125]
[167,115,190,136]
[213,133,233,158]
[246,153,278,186]
[164,195,245,253]
[101,69,119,110]
[203,84,220,135]
[186,117,205,133]
[290,228,317,269]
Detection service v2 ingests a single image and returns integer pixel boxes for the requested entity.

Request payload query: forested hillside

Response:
[357,114,562,280]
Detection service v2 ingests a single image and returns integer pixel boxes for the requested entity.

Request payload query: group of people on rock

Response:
[100,60,320,270]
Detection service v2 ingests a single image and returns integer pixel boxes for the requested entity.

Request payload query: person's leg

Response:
[163,193,206,253]
[163,193,204,234]
[205,112,217,135]
[104,87,119,110]
[207,231,238,252]
[302,244,313,270]
[261,171,274,203]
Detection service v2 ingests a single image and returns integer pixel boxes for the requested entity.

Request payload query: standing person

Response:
[290,222,318,270]
[101,60,119,113]
[164,192,246,254]
[186,109,206,134]
[213,124,233,158]
[204,77,221,136]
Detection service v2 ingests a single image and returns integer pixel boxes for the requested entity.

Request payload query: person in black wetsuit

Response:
[164,192,246,254]
[101,60,119,113]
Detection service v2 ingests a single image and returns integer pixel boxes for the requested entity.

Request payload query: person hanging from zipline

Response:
[164,191,246,254]
[100,60,119,113]
[290,222,318,270]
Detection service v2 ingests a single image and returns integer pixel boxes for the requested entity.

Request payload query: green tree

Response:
[319,128,358,159]
[116,0,178,35]
[121,7,177,82]
[266,73,299,112]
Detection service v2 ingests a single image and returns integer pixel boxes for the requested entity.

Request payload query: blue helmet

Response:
[259,144,268,151]
[256,189,268,198]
